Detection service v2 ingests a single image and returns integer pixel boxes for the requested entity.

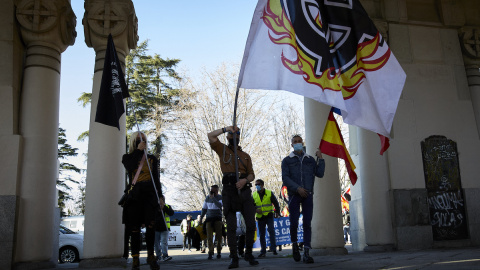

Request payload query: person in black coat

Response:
[122,131,162,270]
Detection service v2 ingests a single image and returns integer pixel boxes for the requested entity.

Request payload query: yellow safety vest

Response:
[253,189,274,219]
[165,204,170,229]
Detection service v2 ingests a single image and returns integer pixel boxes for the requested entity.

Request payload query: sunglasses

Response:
[227,131,241,135]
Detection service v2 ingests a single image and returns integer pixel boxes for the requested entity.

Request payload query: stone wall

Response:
[0,0,24,268]
[349,0,480,250]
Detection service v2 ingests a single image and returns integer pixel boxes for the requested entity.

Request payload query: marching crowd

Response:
[121,126,325,269]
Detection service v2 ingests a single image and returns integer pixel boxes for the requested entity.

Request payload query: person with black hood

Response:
[208,126,259,269]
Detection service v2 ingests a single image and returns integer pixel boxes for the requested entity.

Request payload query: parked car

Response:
[59,224,84,263]
[60,215,85,235]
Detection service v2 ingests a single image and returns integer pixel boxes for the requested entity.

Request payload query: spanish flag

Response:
[320,108,358,185]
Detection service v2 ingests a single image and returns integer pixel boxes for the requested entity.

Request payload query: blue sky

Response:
[59,1,260,174]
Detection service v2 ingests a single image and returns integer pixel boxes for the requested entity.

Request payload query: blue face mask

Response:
[256,185,262,192]
[293,143,303,152]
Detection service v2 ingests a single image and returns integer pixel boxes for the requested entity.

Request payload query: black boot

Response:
[147,253,160,270]
[292,243,301,262]
[132,256,140,270]
[228,254,239,269]
[244,252,259,266]
[303,247,314,264]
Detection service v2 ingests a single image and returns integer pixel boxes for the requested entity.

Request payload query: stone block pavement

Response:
[56,244,480,270]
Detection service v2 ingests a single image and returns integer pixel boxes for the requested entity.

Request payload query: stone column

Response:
[357,128,395,251]
[80,0,137,267]
[304,98,347,255]
[14,0,76,268]
[459,27,480,138]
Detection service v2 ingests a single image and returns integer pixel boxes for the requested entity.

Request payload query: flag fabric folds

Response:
[95,34,130,130]
[320,108,358,185]
[377,133,390,155]
[238,0,406,137]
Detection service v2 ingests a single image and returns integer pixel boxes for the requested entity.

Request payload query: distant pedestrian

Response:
[194,215,207,252]
[253,179,281,257]
[154,195,174,262]
[236,212,246,257]
[181,215,194,252]
[343,208,351,244]
[200,184,224,259]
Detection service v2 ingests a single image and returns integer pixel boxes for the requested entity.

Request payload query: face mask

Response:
[256,185,262,192]
[228,137,240,146]
[293,143,303,152]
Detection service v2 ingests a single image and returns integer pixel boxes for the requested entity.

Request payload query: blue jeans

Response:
[154,230,169,258]
[258,215,276,254]
[289,194,313,248]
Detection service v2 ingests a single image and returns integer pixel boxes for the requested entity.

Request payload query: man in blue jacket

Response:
[281,134,325,264]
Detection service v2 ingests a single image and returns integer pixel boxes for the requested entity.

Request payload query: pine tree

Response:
[57,127,81,216]
[78,40,187,178]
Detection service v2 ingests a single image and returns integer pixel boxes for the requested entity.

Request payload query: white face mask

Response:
[293,143,303,152]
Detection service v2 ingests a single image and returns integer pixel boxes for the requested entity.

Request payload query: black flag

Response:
[95,34,130,130]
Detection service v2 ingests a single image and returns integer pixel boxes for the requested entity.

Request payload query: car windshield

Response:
[60,224,77,234]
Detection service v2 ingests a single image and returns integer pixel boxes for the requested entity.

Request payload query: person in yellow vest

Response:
[154,195,174,262]
[181,215,194,252]
[253,179,281,258]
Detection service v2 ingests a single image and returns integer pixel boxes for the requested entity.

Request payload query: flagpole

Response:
[232,87,241,194]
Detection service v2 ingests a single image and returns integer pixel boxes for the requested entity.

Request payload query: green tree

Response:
[58,127,82,216]
[125,41,183,159]
[77,40,187,181]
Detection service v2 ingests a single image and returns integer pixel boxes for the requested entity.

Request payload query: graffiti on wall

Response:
[421,136,468,241]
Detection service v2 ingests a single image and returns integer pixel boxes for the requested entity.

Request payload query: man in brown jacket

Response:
[208,126,259,269]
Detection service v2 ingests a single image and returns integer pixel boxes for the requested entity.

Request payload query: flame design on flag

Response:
[262,0,391,100]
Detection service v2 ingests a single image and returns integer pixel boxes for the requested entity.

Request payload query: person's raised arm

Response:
[207,126,238,144]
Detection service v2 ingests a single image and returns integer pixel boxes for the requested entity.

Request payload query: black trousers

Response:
[222,184,256,256]
[123,181,158,257]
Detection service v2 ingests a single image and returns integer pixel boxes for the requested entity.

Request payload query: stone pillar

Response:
[304,98,347,255]
[14,0,76,268]
[459,27,480,138]
[80,0,137,267]
[357,128,395,251]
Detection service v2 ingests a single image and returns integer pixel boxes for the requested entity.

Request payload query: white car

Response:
[59,224,84,263]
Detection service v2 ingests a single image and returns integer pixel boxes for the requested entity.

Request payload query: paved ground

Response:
[57,244,480,270]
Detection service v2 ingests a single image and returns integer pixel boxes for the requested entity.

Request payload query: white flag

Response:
[238,0,406,137]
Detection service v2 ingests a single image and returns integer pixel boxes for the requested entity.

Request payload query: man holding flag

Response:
[281,135,325,263]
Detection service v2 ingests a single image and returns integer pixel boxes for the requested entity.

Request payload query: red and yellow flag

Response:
[320,108,358,185]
